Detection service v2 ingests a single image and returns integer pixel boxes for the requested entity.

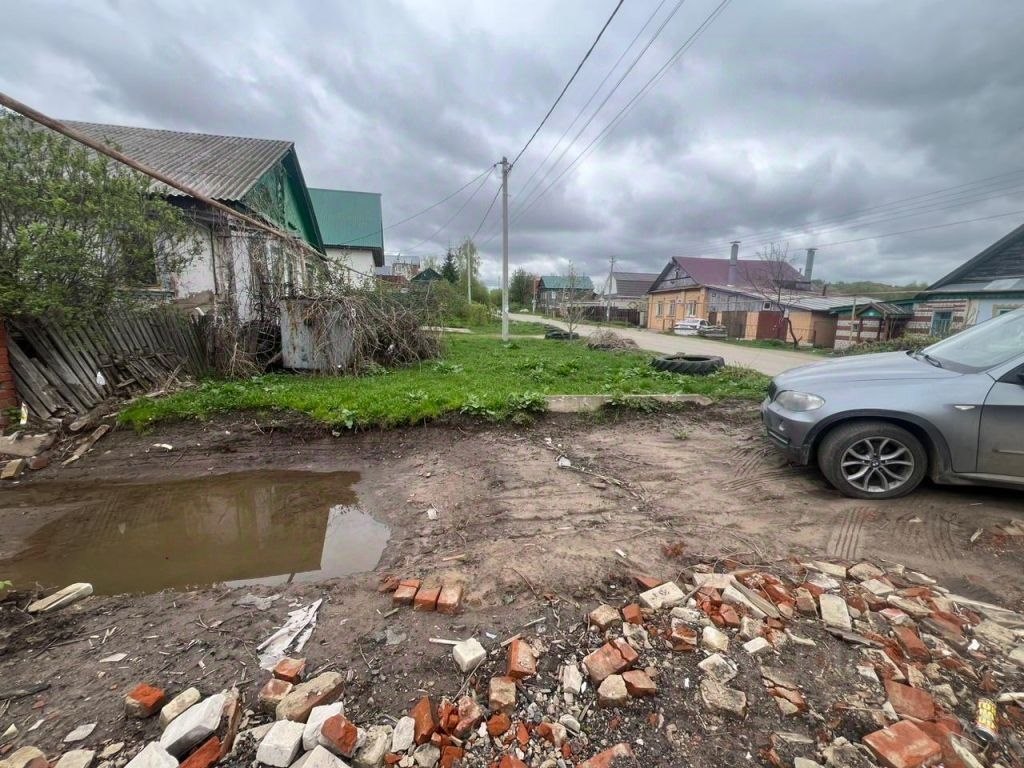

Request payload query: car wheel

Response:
[818,421,928,500]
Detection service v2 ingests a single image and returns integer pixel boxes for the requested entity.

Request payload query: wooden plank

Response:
[13,368,51,418]
[64,324,103,395]
[16,323,94,411]
[8,340,62,415]
[39,319,102,402]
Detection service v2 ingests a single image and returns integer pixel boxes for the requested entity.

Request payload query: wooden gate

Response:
[756,311,787,340]
[719,311,747,339]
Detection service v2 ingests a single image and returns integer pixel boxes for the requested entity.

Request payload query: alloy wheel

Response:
[839,436,916,494]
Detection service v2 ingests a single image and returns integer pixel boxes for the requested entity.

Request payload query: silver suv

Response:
[762,307,1024,498]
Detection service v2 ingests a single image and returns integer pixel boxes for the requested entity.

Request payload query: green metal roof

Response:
[308,188,383,251]
[539,275,594,290]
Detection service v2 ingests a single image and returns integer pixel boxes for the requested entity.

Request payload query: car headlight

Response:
[775,390,825,412]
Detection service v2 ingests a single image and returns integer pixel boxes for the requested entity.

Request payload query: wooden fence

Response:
[7,310,207,419]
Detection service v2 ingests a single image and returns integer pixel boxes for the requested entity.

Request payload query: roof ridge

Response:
[63,119,292,146]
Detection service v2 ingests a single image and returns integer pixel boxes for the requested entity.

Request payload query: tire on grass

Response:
[651,354,725,375]
[545,330,579,340]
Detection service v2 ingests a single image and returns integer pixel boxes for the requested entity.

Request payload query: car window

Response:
[923,309,1024,372]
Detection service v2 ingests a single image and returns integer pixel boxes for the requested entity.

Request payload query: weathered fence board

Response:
[7,309,207,419]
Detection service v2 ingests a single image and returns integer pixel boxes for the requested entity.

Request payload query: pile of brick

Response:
[380,577,463,615]
[5,557,1022,768]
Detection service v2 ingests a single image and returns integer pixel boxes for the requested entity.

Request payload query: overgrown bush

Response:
[833,334,942,356]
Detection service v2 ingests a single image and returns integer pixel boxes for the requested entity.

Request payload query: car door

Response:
[978,360,1024,477]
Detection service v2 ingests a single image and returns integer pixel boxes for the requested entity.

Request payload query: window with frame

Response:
[656,302,664,317]
[687,301,697,316]
[669,301,676,317]
[930,311,953,336]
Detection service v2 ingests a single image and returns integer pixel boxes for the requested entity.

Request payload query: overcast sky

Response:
[4,0,1024,288]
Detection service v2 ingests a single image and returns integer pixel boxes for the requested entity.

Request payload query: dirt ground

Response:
[1,404,1022,764]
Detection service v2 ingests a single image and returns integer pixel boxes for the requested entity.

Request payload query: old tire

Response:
[817,420,928,500]
[545,330,579,340]
[651,354,724,375]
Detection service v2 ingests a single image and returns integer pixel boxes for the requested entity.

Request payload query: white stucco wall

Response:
[325,247,377,288]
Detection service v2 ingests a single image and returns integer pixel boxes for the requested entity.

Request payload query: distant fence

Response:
[6,309,207,419]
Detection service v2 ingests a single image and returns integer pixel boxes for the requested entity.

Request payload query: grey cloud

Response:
[2,0,1023,287]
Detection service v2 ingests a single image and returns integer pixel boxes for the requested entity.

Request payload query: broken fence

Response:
[7,310,208,420]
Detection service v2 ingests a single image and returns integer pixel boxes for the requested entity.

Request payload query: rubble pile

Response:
[3,557,1023,768]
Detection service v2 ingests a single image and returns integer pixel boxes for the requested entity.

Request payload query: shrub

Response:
[833,334,942,356]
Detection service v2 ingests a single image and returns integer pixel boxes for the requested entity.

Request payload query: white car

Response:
[673,317,710,336]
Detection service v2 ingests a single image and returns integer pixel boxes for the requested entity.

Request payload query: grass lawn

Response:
[460,318,551,335]
[120,335,770,430]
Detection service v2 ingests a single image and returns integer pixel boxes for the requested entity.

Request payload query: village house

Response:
[536,274,596,313]
[67,121,325,322]
[910,221,1024,336]
[830,300,913,349]
[307,188,384,288]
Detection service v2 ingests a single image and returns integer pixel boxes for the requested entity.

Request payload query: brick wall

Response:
[907,299,968,335]
[0,321,18,424]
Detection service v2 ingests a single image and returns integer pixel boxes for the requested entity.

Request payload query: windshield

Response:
[922,308,1024,372]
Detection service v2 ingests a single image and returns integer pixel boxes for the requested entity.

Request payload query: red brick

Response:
[180,736,222,768]
[515,722,529,746]
[385,755,402,766]
[718,604,741,627]
[26,453,50,471]
[893,625,930,662]
[454,696,482,736]
[486,712,511,737]
[125,683,166,718]
[863,720,941,768]
[884,680,935,720]
[498,757,528,768]
[273,657,306,684]
[411,695,438,744]
[440,745,464,768]
[258,677,294,715]
[393,578,421,605]
[668,621,697,651]
[915,720,965,768]
[437,583,463,614]
[577,743,635,768]
[506,638,537,679]
[377,574,401,592]
[414,585,441,612]
[632,573,663,590]
[321,714,361,758]
[621,603,643,625]
[622,669,657,697]
[583,641,634,683]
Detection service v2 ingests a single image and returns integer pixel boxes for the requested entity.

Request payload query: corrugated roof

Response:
[669,256,805,288]
[539,275,595,290]
[308,188,383,250]
[65,120,292,201]
[612,271,660,281]
[926,278,1024,293]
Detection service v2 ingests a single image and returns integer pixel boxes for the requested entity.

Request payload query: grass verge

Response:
[120,335,770,430]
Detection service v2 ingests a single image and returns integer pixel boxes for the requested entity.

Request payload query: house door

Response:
[978,362,1024,477]
[930,311,953,336]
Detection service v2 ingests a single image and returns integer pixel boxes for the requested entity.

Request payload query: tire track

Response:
[826,506,873,559]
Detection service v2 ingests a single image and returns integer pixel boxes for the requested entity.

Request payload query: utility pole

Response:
[605,255,616,322]
[466,242,472,304]
[501,157,511,341]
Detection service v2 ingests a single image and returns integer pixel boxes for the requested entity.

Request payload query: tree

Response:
[0,113,197,322]
[488,288,502,306]
[560,261,588,338]
[441,248,460,284]
[743,241,802,348]
[509,268,536,308]
[456,237,480,296]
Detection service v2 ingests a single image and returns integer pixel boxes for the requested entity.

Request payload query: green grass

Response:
[120,335,770,430]
[459,318,551,335]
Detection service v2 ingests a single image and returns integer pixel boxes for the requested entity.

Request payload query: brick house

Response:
[910,222,1024,335]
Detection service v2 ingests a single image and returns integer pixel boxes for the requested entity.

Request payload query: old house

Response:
[308,189,384,288]
[831,301,913,349]
[409,267,445,284]
[536,275,595,313]
[910,222,1024,335]
[645,246,807,332]
[68,121,325,322]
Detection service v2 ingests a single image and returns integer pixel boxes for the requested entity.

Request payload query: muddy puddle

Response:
[0,470,389,594]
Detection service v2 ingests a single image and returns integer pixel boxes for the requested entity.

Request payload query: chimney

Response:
[727,241,739,286]
[804,248,816,281]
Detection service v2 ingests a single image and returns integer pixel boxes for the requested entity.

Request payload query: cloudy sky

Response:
[4,0,1024,288]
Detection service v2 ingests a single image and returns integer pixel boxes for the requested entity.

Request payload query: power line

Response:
[471,184,503,241]
[510,0,625,169]
[401,167,495,253]
[514,0,732,221]
[812,208,1024,249]
[515,0,689,207]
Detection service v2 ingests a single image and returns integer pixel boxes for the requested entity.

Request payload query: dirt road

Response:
[1,407,1022,760]
[512,312,821,375]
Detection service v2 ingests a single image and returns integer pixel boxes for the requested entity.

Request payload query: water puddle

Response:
[0,470,389,595]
